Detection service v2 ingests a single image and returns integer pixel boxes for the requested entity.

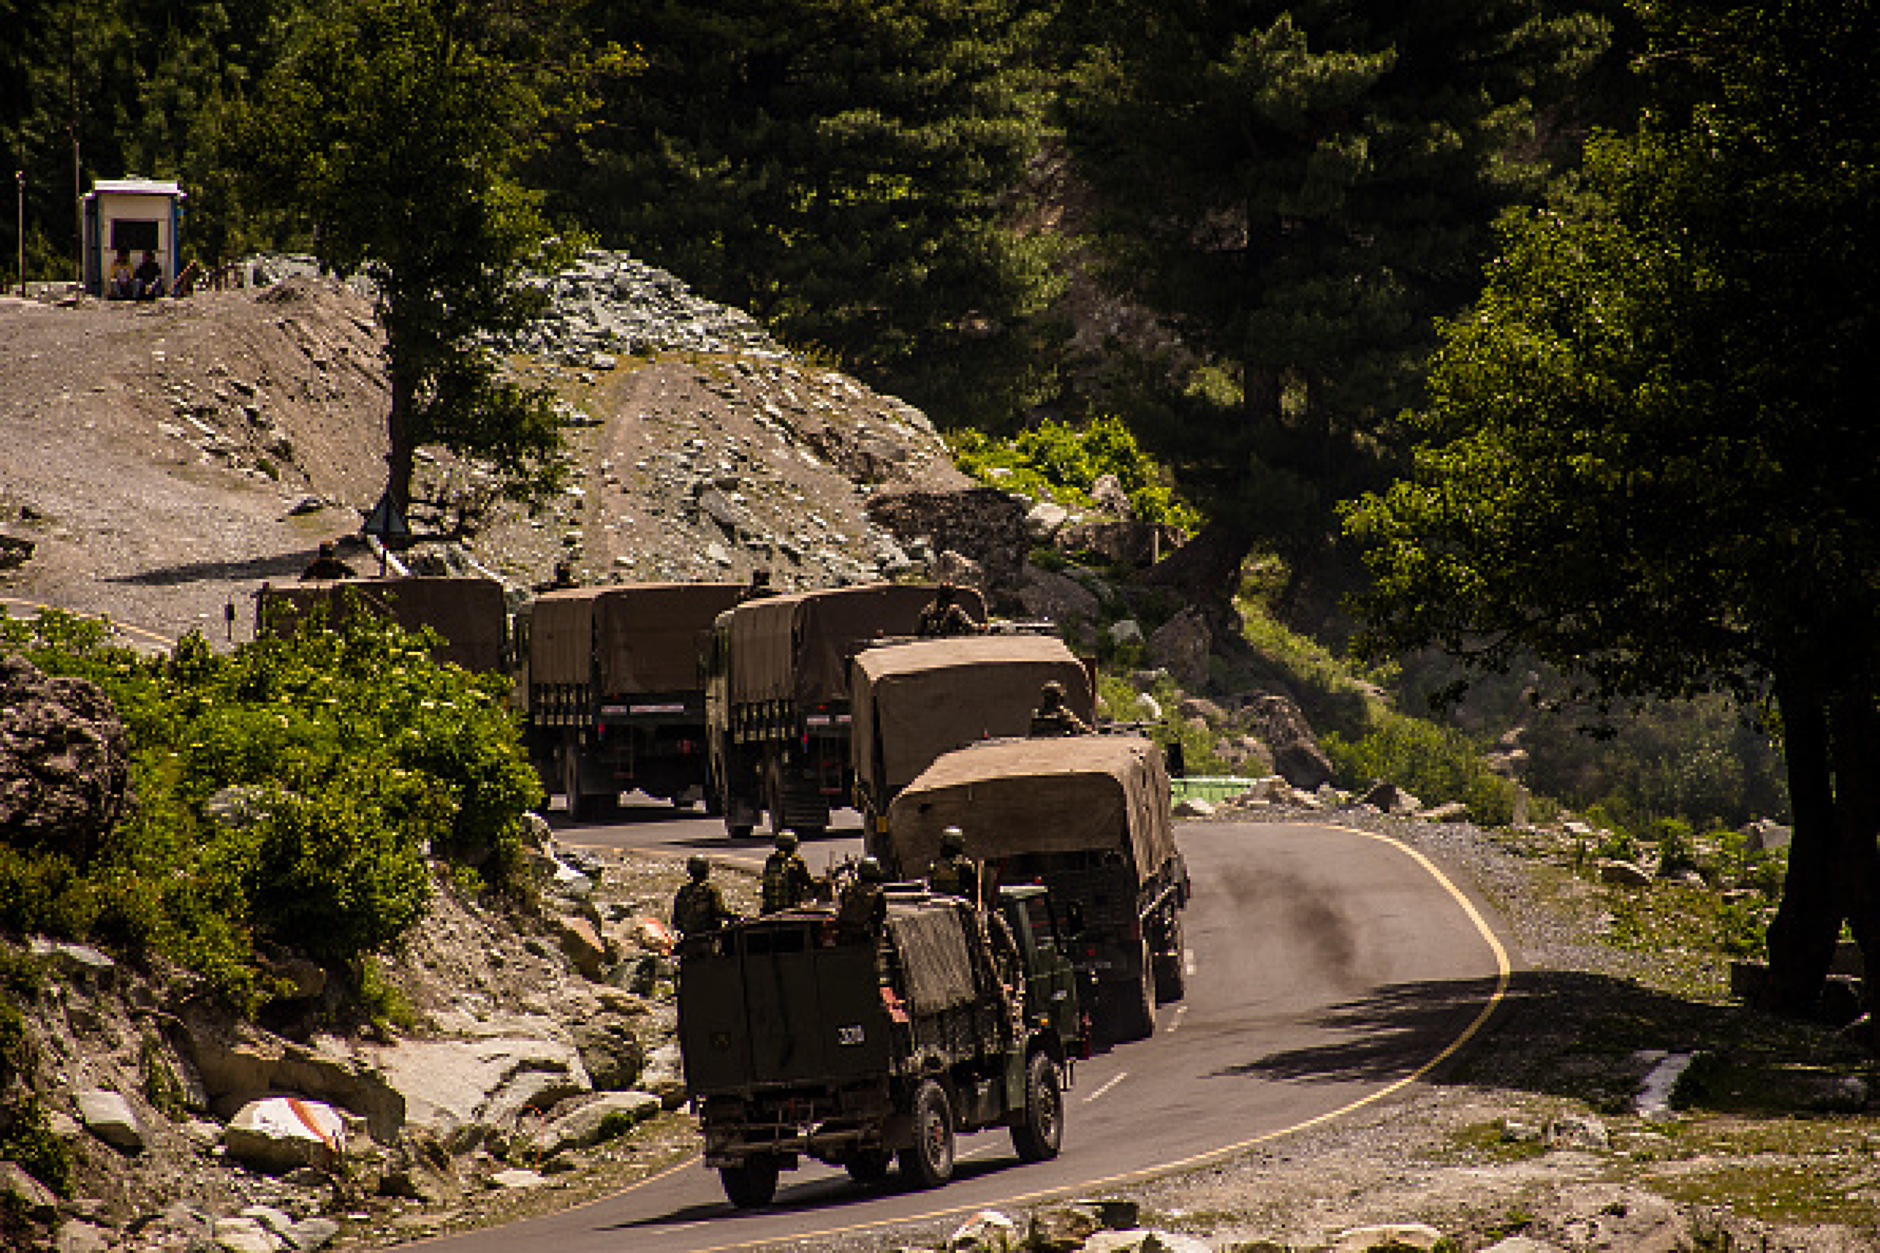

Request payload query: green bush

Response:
[951,414,1200,531]
[0,604,542,1008]
[1323,713,1518,825]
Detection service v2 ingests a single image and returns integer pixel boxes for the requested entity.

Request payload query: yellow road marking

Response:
[0,596,175,649]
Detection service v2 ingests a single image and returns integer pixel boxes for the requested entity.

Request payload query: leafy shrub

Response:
[0,604,542,1008]
[1323,713,1518,825]
[0,952,71,1194]
[951,414,1200,531]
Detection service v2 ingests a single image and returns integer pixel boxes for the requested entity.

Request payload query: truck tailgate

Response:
[681,933,891,1094]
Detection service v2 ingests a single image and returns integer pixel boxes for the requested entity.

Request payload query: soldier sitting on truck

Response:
[760,831,818,913]
[926,826,981,903]
[916,583,983,638]
[673,856,738,937]
[1028,680,1091,737]
[835,857,888,939]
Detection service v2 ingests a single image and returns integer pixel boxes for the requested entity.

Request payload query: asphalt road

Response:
[413,805,1512,1253]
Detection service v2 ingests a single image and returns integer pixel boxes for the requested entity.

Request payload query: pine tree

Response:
[1063,0,1607,599]
[554,0,1065,424]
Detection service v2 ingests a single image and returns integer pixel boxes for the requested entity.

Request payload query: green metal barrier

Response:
[1168,776,1262,804]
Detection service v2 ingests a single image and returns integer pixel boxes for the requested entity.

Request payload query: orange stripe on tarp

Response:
[285,1097,338,1152]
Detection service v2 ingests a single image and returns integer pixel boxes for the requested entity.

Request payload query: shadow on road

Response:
[598,1153,1025,1232]
[1208,968,1866,1117]
[105,551,309,586]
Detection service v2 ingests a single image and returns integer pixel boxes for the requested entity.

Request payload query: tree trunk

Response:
[1763,679,1841,1015]
[384,362,417,537]
[1832,692,1880,1035]
[1145,516,1254,607]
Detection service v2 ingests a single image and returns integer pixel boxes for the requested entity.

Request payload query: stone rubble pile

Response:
[506,250,789,367]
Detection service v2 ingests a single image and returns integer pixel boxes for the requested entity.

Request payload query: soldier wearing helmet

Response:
[837,856,888,939]
[672,855,737,937]
[761,829,818,913]
[915,583,983,638]
[1028,679,1091,737]
[926,825,980,903]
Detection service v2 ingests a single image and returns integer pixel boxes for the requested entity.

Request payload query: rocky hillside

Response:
[5,257,1877,1253]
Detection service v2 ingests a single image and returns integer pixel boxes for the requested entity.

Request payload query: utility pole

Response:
[15,170,23,297]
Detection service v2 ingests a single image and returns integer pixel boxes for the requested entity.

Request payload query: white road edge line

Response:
[1184,949,1197,977]
[1082,1071,1128,1104]
[1166,1004,1190,1033]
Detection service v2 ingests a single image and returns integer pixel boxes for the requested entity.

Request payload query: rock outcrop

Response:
[0,655,132,862]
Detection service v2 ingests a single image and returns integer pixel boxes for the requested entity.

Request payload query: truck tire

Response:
[897,1079,955,1189]
[1009,1051,1064,1162]
[1111,937,1157,1042]
[561,736,588,825]
[718,1157,780,1207]
[845,1148,893,1186]
[1153,913,1186,1004]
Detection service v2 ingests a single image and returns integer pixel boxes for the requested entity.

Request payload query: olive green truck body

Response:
[678,886,1082,1205]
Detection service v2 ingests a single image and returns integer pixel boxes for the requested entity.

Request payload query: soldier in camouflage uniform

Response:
[1028,679,1091,737]
[915,583,982,637]
[926,826,980,903]
[836,856,888,939]
[672,855,736,938]
[761,831,817,913]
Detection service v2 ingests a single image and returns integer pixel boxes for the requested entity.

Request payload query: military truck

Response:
[679,884,1084,1206]
[704,583,985,838]
[522,583,745,820]
[255,576,509,673]
[885,735,1186,1043]
[848,632,1095,832]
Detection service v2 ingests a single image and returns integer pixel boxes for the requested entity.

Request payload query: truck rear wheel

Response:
[719,1157,780,1207]
[1111,937,1157,1042]
[1154,914,1186,1004]
[897,1079,955,1189]
[1009,1051,1064,1162]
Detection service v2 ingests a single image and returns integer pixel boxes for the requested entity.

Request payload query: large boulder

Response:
[363,1023,592,1140]
[177,1014,405,1143]
[0,655,132,863]
[865,485,1027,587]
[1148,609,1211,690]
[1244,694,1333,791]
[569,1012,645,1091]
[1013,565,1102,630]
[224,1096,347,1173]
[1052,518,1171,568]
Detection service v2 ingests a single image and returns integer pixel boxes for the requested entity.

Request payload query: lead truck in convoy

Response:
[679,883,1085,1206]
[255,575,510,673]
[703,582,985,838]
[885,734,1187,1043]
[521,582,745,819]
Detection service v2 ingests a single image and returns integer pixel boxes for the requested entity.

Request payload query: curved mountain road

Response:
[409,815,1512,1253]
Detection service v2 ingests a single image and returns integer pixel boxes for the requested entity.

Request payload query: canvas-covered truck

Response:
[678,884,1084,1206]
[255,576,509,673]
[849,632,1095,832]
[885,735,1187,1044]
[523,582,745,820]
[705,583,986,838]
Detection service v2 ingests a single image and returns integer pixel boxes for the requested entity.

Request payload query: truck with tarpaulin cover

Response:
[885,735,1186,1043]
[522,582,744,820]
[849,632,1095,833]
[255,576,508,674]
[704,582,985,838]
[678,884,1083,1206]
